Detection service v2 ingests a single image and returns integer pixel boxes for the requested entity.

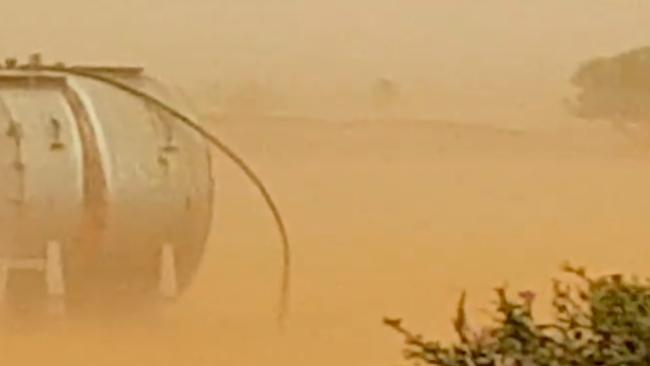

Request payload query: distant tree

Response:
[372,77,400,114]
[224,81,280,117]
[568,46,650,137]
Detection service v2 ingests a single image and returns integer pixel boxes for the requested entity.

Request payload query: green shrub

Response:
[385,263,650,365]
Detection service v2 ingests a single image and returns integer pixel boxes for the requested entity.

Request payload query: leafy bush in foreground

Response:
[385,264,650,365]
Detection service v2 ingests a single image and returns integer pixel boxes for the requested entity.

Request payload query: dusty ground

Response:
[3,115,650,365]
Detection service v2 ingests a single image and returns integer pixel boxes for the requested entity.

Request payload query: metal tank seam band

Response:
[66,78,113,193]
[60,79,109,252]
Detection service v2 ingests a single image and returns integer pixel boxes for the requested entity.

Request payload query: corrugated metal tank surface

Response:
[0,69,214,302]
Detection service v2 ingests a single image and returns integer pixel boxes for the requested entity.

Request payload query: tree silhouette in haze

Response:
[568,46,650,137]
[224,80,281,117]
[371,77,400,117]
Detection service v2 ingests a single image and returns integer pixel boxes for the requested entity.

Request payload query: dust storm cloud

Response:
[2,1,650,366]
[4,0,650,122]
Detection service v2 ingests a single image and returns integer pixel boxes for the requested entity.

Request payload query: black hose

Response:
[30,65,291,328]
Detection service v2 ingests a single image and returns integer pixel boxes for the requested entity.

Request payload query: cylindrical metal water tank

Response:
[0,66,214,310]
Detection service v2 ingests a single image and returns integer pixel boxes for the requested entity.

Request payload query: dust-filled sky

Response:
[3,1,650,123]
[3,2,650,366]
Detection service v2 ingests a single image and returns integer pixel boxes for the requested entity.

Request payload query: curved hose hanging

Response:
[28,65,291,328]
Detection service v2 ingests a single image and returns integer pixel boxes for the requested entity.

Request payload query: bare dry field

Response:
[2,115,650,365]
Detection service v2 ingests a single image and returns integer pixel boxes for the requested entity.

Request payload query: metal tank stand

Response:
[159,243,178,300]
[45,241,66,315]
[0,240,66,315]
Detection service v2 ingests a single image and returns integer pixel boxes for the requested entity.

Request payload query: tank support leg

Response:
[160,244,178,300]
[45,240,65,315]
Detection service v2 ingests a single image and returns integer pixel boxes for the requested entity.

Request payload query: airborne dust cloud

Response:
[2,1,650,365]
